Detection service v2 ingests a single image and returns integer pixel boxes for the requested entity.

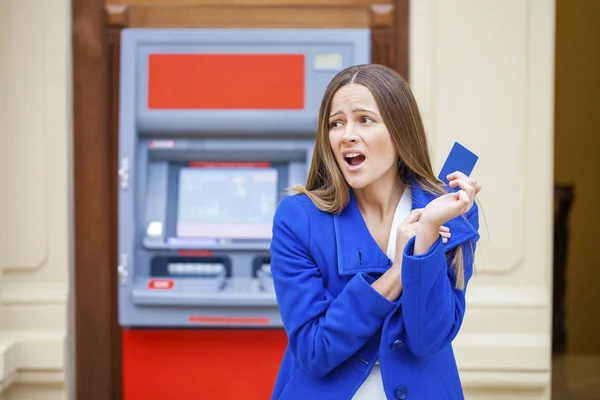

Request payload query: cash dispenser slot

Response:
[131,253,278,307]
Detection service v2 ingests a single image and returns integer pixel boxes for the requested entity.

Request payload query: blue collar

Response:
[333,180,479,276]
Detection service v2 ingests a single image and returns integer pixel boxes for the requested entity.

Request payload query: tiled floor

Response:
[552,353,600,399]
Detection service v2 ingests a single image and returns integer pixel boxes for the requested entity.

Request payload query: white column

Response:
[410,1,555,399]
[0,0,72,398]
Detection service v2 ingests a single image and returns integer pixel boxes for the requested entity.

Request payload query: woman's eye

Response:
[329,121,343,129]
[361,117,374,124]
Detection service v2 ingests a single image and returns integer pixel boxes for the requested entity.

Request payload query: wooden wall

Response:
[105,0,407,76]
[73,1,409,399]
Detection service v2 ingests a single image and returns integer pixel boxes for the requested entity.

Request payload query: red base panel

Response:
[122,329,288,400]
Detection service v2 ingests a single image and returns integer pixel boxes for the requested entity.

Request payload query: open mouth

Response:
[344,152,366,167]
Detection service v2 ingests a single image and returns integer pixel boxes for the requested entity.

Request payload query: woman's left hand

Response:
[420,172,482,229]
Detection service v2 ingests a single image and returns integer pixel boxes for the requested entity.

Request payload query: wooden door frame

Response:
[73,0,121,399]
[72,2,409,399]
[396,0,409,81]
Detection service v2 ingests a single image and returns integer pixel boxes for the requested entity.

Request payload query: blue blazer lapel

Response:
[333,191,392,276]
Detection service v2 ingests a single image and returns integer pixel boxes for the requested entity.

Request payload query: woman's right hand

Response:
[394,208,450,263]
[380,208,450,298]
[413,172,481,256]
[420,172,481,229]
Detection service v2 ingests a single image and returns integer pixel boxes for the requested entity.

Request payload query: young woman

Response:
[269,64,481,400]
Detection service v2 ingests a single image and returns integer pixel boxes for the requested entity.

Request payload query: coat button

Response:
[391,339,404,350]
[395,385,408,399]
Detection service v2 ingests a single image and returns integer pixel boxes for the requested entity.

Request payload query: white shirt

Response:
[384,186,413,262]
[351,187,412,400]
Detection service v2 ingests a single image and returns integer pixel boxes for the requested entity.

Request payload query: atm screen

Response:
[176,166,278,240]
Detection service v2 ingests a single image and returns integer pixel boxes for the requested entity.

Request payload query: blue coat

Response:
[269,181,480,400]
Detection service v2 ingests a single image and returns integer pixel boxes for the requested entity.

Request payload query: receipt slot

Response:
[118,28,370,399]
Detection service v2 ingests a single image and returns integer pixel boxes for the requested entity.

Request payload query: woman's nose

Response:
[341,124,359,143]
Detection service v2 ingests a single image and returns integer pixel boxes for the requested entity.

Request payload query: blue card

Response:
[438,142,479,191]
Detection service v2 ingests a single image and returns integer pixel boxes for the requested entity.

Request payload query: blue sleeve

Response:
[383,206,478,358]
[270,196,396,378]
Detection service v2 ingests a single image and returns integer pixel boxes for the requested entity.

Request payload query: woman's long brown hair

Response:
[291,64,469,289]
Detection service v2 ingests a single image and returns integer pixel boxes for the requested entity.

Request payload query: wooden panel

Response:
[106,4,398,29]
[371,28,396,70]
[106,27,123,400]
[108,0,391,5]
[104,0,405,72]
[394,0,409,80]
[121,5,370,28]
[370,3,396,69]
[370,3,394,27]
[73,0,119,399]
[106,4,129,26]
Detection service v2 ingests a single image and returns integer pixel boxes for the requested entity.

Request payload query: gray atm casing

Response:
[118,28,371,328]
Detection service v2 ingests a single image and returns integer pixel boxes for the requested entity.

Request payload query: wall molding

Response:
[0,337,18,392]
[466,284,549,308]
[461,370,550,390]
[1,282,68,305]
[454,332,550,371]
[0,330,65,394]
[17,371,65,385]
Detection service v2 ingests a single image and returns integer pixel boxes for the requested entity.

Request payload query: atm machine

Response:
[118,28,370,399]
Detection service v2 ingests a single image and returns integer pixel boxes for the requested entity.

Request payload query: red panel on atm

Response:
[122,329,287,400]
[148,54,305,110]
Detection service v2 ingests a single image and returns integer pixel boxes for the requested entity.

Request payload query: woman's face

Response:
[328,83,398,190]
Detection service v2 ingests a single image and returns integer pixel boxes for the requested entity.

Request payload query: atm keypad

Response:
[154,257,275,294]
[167,262,225,277]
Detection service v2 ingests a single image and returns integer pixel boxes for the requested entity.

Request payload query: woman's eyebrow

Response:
[352,108,380,116]
[329,108,380,118]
